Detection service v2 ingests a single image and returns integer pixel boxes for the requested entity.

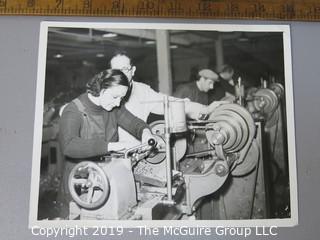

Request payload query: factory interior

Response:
[38,26,291,220]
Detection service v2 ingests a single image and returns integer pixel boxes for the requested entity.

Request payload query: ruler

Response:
[1,0,320,21]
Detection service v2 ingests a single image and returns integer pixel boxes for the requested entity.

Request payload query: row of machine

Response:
[60,81,286,220]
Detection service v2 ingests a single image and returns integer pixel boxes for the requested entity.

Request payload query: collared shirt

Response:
[118,81,166,144]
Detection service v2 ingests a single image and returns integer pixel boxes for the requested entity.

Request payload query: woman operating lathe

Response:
[57,69,154,218]
[59,69,154,157]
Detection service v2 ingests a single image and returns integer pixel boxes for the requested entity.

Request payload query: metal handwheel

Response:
[68,161,110,209]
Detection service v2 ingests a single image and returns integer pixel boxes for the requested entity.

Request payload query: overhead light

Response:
[96,53,105,58]
[82,60,92,66]
[238,33,249,42]
[102,33,118,38]
[53,53,63,59]
[170,45,178,49]
[145,40,155,45]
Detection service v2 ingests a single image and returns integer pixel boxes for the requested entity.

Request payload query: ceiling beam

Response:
[95,28,192,46]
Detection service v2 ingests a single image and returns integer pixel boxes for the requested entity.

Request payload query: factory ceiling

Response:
[46,27,284,82]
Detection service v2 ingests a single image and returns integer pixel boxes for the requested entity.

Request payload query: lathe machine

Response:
[67,101,260,220]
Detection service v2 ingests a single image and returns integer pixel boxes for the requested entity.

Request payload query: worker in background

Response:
[173,68,223,154]
[173,69,220,105]
[209,64,237,101]
[109,51,226,145]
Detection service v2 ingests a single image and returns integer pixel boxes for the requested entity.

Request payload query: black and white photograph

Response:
[29,22,297,227]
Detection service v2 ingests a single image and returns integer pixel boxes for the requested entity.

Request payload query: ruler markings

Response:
[0,0,320,20]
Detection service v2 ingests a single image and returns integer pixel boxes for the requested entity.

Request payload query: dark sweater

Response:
[209,80,235,101]
[59,93,148,159]
[174,81,209,105]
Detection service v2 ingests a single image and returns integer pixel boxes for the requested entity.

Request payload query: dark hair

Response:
[108,49,133,68]
[196,73,202,81]
[86,69,129,97]
[220,64,234,74]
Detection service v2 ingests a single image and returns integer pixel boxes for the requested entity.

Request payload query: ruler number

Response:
[282,3,295,16]
[27,0,35,8]
[226,2,239,15]
[313,5,320,15]
[168,0,183,14]
[112,0,120,10]
[137,0,155,11]
[0,0,6,8]
[111,0,125,12]
[198,0,212,12]
[56,0,63,8]
[252,3,265,14]
[83,0,92,10]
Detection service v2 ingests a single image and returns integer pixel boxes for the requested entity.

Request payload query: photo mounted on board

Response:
[29,22,297,228]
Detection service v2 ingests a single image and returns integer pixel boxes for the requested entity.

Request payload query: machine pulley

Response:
[205,103,257,176]
[205,104,256,154]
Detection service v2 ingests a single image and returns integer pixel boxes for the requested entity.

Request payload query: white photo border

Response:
[29,21,298,228]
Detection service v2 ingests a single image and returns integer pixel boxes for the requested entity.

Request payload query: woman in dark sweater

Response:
[57,69,153,218]
[59,69,153,158]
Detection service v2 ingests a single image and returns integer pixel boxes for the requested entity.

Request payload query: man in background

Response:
[209,64,237,101]
[109,51,225,145]
[173,69,220,105]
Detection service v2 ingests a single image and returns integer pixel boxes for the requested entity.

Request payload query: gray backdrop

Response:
[0,17,318,240]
